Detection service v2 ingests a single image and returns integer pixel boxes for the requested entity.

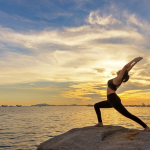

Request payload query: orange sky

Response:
[1,1,150,106]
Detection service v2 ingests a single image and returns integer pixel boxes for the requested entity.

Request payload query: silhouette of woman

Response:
[94,57,150,132]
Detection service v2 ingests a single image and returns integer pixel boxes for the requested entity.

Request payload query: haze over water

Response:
[0,106,150,150]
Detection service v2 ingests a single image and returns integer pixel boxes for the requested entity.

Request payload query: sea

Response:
[0,106,150,150]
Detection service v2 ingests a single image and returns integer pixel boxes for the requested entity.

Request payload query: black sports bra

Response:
[107,79,122,91]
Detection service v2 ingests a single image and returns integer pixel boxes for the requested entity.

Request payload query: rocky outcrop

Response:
[37,125,150,150]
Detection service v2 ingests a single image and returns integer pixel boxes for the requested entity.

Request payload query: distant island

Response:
[1,105,22,107]
[16,105,22,107]
[31,103,92,106]
[31,103,56,106]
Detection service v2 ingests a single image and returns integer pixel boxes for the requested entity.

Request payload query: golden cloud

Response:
[0,10,150,88]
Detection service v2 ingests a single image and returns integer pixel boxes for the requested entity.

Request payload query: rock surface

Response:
[37,125,150,150]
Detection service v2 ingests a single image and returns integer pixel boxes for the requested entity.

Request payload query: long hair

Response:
[122,70,129,82]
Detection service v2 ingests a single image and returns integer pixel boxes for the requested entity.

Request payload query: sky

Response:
[1,0,150,106]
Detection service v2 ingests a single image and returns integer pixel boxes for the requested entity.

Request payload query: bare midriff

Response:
[107,87,116,95]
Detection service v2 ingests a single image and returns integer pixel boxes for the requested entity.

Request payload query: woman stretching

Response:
[94,57,150,132]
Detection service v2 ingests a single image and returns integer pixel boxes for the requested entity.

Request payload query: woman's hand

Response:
[134,57,143,62]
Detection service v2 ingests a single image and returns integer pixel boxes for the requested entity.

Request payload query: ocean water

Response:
[0,106,150,150]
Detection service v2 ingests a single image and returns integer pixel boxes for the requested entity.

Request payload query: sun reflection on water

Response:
[0,106,150,149]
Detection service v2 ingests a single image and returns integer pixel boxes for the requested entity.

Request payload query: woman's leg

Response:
[107,94,147,128]
[94,100,112,124]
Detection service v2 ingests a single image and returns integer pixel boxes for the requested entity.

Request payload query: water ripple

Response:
[0,106,150,150]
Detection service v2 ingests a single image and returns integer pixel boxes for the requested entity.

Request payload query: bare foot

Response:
[142,126,150,132]
[93,122,103,127]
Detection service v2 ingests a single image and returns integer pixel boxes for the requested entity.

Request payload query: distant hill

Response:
[31,103,56,106]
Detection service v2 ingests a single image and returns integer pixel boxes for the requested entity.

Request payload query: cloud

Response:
[0,8,150,92]
[37,12,73,20]
[0,10,39,24]
[61,82,106,102]
[64,25,91,32]
[88,11,121,25]
[93,68,105,73]
[128,14,144,27]
[0,25,145,51]
[118,89,150,104]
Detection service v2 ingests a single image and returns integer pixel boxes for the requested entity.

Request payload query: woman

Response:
[94,57,150,132]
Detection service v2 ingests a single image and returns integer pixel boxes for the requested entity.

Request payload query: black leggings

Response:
[94,93,147,128]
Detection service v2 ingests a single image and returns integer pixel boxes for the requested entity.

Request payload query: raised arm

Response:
[127,57,143,72]
[114,57,143,84]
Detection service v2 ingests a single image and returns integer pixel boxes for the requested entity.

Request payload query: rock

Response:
[37,125,150,150]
